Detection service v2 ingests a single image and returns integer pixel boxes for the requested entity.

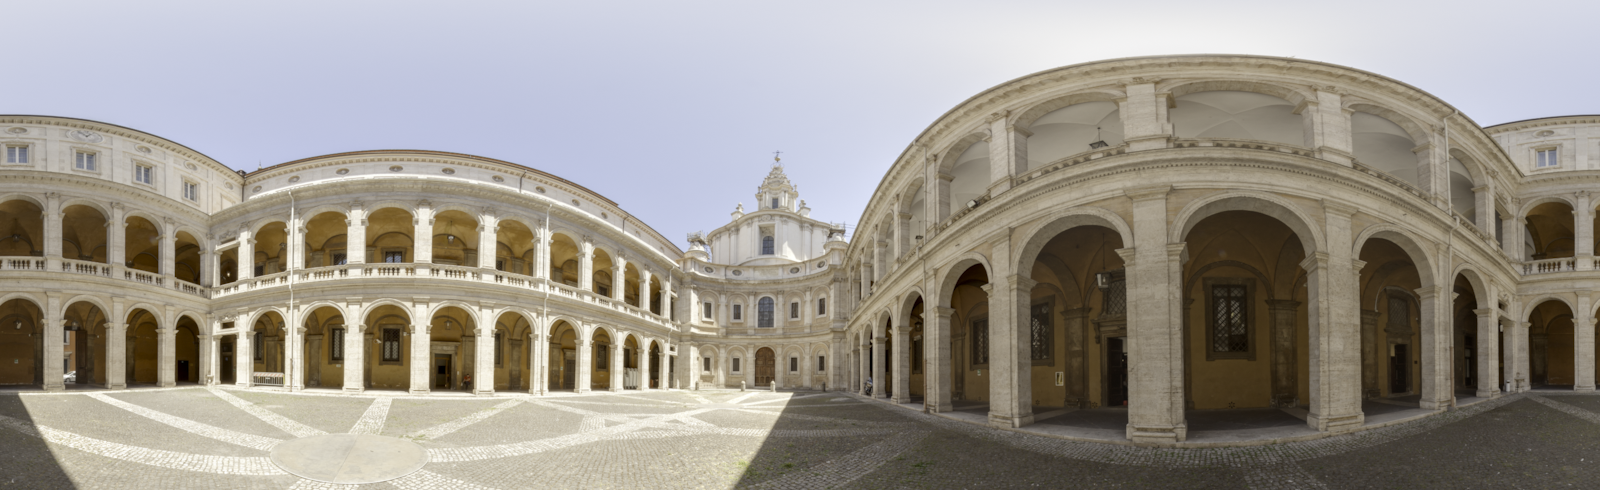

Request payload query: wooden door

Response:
[755,347,775,386]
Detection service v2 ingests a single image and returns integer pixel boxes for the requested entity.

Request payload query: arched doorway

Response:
[754,347,775,387]
[0,298,43,387]
[548,321,579,391]
[63,300,109,386]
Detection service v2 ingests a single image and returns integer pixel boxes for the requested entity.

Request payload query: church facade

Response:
[2,54,1596,444]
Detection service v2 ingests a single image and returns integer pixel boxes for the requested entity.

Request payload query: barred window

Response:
[494,332,504,367]
[971,318,989,366]
[596,343,608,369]
[330,328,345,362]
[381,328,402,362]
[817,298,827,316]
[1212,285,1248,352]
[758,298,774,328]
[732,357,741,373]
[790,302,799,319]
[1388,297,1409,330]
[789,357,798,373]
[1030,302,1053,363]
[253,332,263,361]
[762,236,774,255]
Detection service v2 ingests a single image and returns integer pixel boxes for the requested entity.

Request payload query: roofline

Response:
[0,114,232,175]
[251,149,618,207]
[1483,114,1600,132]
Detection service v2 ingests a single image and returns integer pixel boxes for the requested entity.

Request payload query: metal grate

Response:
[971,319,989,365]
[1212,285,1248,352]
[1030,303,1053,361]
[1101,271,1126,319]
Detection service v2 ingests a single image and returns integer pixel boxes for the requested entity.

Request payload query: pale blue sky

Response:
[9,1,1597,250]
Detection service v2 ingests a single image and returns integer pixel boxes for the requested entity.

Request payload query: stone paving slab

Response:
[231,390,374,434]
[424,399,583,447]
[20,392,264,457]
[109,389,293,440]
[379,397,504,439]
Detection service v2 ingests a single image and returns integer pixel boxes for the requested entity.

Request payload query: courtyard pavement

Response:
[0,386,1596,489]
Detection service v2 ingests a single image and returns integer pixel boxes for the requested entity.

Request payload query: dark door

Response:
[435,355,451,389]
[177,360,190,382]
[563,359,576,389]
[1390,345,1409,393]
[755,348,775,386]
[1464,335,1476,388]
[1108,337,1128,407]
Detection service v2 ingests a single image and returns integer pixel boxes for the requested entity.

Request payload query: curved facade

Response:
[4,55,1598,445]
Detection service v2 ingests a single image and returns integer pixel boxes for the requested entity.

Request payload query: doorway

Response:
[755,347,775,387]
[1390,344,1409,393]
[1106,337,1128,407]
[178,360,190,382]
[434,354,452,389]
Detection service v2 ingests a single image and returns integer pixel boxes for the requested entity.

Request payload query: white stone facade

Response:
[3,55,1599,445]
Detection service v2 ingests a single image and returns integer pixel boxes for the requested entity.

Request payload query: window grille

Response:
[703,302,712,319]
[253,332,263,361]
[1212,285,1249,352]
[732,357,741,373]
[385,251,404,263]
[382,329,402,362]
[495,332,504,367]
[790,302,798,319]
[762,236,774,255]
[330,328,344,361]
[703,357,711,372]
[1030,302,1053,362]
[789,357,797,372]
[1388,297,1409,330]
[596,343,608,369]
[758,298,774,328]
[971,318,989,366]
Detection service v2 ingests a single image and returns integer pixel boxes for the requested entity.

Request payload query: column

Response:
[1306,87,1354,166]
[661,275,673,320]
[237,229,254,280]
[895,212,911,258]
[988,270,1034,428]
[1514,321,1531,392]
[1268,300,1301,406]
[236,329,254,387]
[1576,192,1594,271]
[478,219,499,269]
[685,343,699,390]
[610,341,624,391]
[107,322,127,389]
[929,306,954,411]
[43,193,62,270]
[1118,81,1171,152]
[410,322,431,394]
[985,112,1026,197]
[640,342,653,391]
[1303,202,1365,431]
[413,204,433,266]
[871,335,885,399]
[611,262,625,301]
[158,327,176,387]
[639,269,652,313]
[1575,294,1595,391]
[1502,213,1521,257]
[1473,185,1495,241]
[1123,185,1185,442]
[578,237,595,291]
[1416,286,1450,409]
[715,349,726,388]
[288,217,305,273]
[108,203,125,272]
[1412,139,1449,210]
[508,337,522,391]
[1063,307,1090,407]
[1361,309,1381,398]
[305,334,322,388]
[347,203,367,264]
[160,220,177,279]
[202,250,218,286]
[345,324,366,392]
[1474,308,1501,397]
[198,333,214,386]
[286,323,304,392]
[857,340,867,395]
[474,327,495,395]
[892,324,910,403]
[530,329,547,395]
[575,336,592,393]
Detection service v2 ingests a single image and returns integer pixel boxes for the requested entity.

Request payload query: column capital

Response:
[1125,184,1171,202]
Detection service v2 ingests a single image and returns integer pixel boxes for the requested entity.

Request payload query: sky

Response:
[8,1,1599,251]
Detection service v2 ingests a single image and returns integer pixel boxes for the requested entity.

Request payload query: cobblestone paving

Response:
[2,388,1599,489]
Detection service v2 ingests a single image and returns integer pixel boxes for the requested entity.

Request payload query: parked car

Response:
[63,371,76,383]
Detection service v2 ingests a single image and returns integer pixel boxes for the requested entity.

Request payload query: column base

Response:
[474,389,494,396]
[576,388,590,394]
[1126,423,1187,443]
[988,412,1034,429]
[44,383,64,392]
[610,387,622,392]
[108,383,126,390]
[236,382,252,388]
[344,387,365,394]
[1576,385,1596,392]
[159,382,175,388]
[410,389,430,395]
[1476,389,1499,398]
[1307,412,1364,433]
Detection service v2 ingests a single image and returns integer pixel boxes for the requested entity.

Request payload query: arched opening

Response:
[219,247,238,285]
[0,298,44,386]
[1018,221,1126,421]
[648,275,663,315]
[124,216,161,274]
[251,310,287,387]
[495,219,535,274]
[126,308,160,385]
[1524,201,1575,262]
[1182,210,1308,428]
[430,210,479,266]
[367,207,415,264]
[1528,299,1575,388]
[947,140,989,217]
[364,304,412,391]
[61,204,107,263]
[427,306,475,392]
[302,306,345,388]
[549,233,581,287]
[906,297,925,402]
[592,248,615,296]
[0,199,44,258]
[63,300,108,386]
[591,328,614,391]
[649,341,664,389]
[219,322,236,385]
[901,181,926,251]
[303,211,348,268]
[173,231,202,284]
[1171,91,1304,146]
[1451,274,1486,397]
[174,316,201,384]
[945,263,990,411]
[253,221,288,276]
[623,263,641,307]
[1025,101,1124,170]
[1358,239,1425,403]
[623,334,641,389]
[547,321,580,391]
[881,320,894,397]
[491,312,529,391]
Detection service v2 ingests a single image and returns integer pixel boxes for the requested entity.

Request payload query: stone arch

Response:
[240,306,289,333]
[58,197,111,221]
[122,210,167,234]
[1172,191,1323,255]
[1013,206,1133,276]
[425,300,481,327]
[363,202,417,218]
[1160,79,1312,106]
[1352,223,1437,289]
[935,130,991,175]
[124,303,166,328]
[248,216,290,237]
[294,301,346,326]
[935,251,993,308]
[0,193,45,210]
[1518,195,1578,219]
[360,299,412,320]
[1182,259,1277,302]
[1451,264,1490,299]
[427,202,486,222]
[59,294,110,319]
[1344,100,1432,145]
[0,292,42,311]
[299,204,350,221]
[1524,295,1576,321]
[1012,89,1126,130]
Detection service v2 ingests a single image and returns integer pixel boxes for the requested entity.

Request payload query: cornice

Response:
[1484,115,1600,134]
[0,115,237,182]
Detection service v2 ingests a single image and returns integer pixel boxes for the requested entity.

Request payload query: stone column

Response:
[1119,81,1171,152]
[1307,88,1353,166]
[237,229,254,280]
[414,202,433,267]
[1301,202,1364,432]
[715,349,727,388]
[1473,186,1495,241]
[1361,309,1381,398]
[158,328,176,387]
[285,323,305,391]
[478,219,498,269]
[1416,286,1450,409]
[509,338,522,391]
[530,329,546,395]
[106,322,127,389]
[1412,140,1449,210]
[287,218,305,272]
[895,212,912,258]
[611,262,625,302]
[1474,308,1500,397]
[346,203,367,264]
[475,327,495,395]
[108,204,125,273]
[610,341,625,391]
[640,342,653,391]
[575,336,592,393]
[1514,321,1531,392]
[410,323,431,394]
[202,250,218,286]
[892,324,911,403]
[1268,300,1301,406]
[579,237,595,291]
[1124,185,1185,442]
[857,340,868,395]
[236,329,254,387]
[932,171,952,226]
[988,271,1035,428]
[43,193,62,270]
[684,343,698,390]
[305,334,322,388]
[198,333,214,386]
[1575,294,1596,392]
[871,335,885,399]
[928,306,954,412]
[160,221,177,279]
[1577,192,1595,271]
[1062,307,1089,407]
[1502,214,1522,257]
[532,227,550,280]
[345,324,366,393]
[639,269,652,313]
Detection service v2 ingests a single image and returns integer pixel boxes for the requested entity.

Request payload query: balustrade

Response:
[1522,257,1576,275]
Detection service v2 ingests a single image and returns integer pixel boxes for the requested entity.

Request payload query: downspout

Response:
[539,199,553,395]
[287,190,296,391]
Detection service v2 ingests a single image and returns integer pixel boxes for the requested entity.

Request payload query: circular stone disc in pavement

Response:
[269,434,428,484]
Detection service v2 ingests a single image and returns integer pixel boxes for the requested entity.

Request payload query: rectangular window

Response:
[5,145,27,164]
[703,302,713,319]
[1212,284,1249,353]
[1030,301,1053,363]
[494,332,504,367]
[381,329,402,362]
[330,328,345,362]
[790,302,798,319]
[817,355,826,372]
[732,357,741,373]
[771,198,779,209]
[596,343,608,369]
[971,318,989,366]
[761,236,774,255]
[253,332,263,361]
[733,304,742,320]
[182,181,199,201]
[74,151,97,171]
[1388,297,1409,330]
[703,357,711,373]
[1537,148,1559,168]
[384,251,404,263]
[818,298,826,316]
[789,357,797,373]
[133,164,153,185]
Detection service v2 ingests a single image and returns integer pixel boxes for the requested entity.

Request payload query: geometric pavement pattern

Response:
[2,388,1599,488]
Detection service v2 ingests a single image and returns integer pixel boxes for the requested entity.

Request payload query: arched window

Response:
[758,297,775,328]
[762,236,774,255]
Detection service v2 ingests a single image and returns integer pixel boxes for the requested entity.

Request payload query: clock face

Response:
[69,129,103,143]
